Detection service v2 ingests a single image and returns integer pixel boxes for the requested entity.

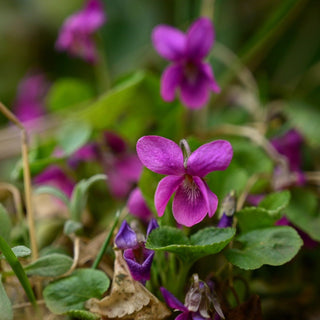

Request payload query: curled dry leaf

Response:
[86,250,171,320]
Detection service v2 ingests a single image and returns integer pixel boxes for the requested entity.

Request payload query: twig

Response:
[0,102,38,262]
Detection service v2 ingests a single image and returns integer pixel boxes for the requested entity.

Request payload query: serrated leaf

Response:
[43,269,110,314]
[224,226,303,270]
[0,204,12,243]
[35,186,70,207]
[146,226,235,264]
[258,190,290,215]
[25,253,73,277]
[286,188,320,241]
[0,275,13,320]
[237,191,291,232]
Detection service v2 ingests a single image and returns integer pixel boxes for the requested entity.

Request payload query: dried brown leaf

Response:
[86,250,170,320]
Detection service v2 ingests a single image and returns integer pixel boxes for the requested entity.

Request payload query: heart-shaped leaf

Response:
[146,226,235,264]
[224,226,302,270]
[43,268,110,314]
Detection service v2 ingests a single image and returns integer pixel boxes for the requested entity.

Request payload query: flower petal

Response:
[146,218,159,237]
[124,248,154,282]
[114,221,138,249]
[161,64,183,102]
[176,313,191,320]
[193,177,218,218]
[127,188,153,221]
[160,287,187,312]
[180,71,210,109]
[201,62,220,93]
[155,176,184,217]
[187,140,233,177]
[186,17,214,61]
[152,25,186,61]
[136,136,185,175]
[172,177,208,227]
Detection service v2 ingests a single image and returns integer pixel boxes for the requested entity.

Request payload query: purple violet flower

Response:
[13,73,49,128]
[152,17,220,109]
[217,191,236,228]
[136,136,233,227]
[271,129,305,187]
[33,165,75,198]
[55,0,106,63]
[160,274,224,320]
[68,142,101,168]
[127,188,153,222]
[114,219,159,282]
[103,131,143,198]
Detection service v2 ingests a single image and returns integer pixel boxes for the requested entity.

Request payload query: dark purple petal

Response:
[271,129,304,172]
[246,194,265,206]
[114,221,138,249]
[123,247,154,282]
[201,62,220,93]
[104,131,127,154]
[84,0,107,32]
[127,188,153,221]
[187,140,233,177]
[177,312,192,320]
[68,143,100,168]
[105,169,132,198]
[172,177,209,227]
[160,287,187,312]
[191,312,206,320]
[115,154,143,182]
[186,17,214,61]
[33,165,75,198]
[179,70,210,109]
[155,176,184,217]
[136,136,185,175]
[161,64,183,102]
[146,218,159,237]
[204,182,218,218]
[275,216,290,226]
[217,213,233,228]
[152,25,186,61]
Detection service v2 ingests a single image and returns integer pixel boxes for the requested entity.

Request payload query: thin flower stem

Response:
[62,237,80,277]
[91,209,121,269]
[0,102,38,262]
[200,0,215,19]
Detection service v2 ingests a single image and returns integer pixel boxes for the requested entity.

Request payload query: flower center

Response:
[184,62,199,84]
[183,175,200,202]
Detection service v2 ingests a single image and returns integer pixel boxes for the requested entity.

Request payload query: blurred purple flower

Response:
[56,0,106,63]
[68,142,101,168]
[103,132,143,199]
[271,129,305,187]
[136,136,233,227]
[13,73,49,128]
[33,165,75,198]
[152,17,220,109]
[127,188,153,221]
[217,191,236,228]
[114,219,159,282]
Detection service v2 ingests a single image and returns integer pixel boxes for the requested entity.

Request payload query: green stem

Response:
[91,210,120,269]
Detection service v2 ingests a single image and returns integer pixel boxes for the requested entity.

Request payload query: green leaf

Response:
[224,226,303,270]
[43,269,110,314]
[75,71,145,129]
[237,191,291,232]
[46,78,94,112]
[286,188,320,241]
[284,101,320,147]
[66,310,100,320]
[258,190,291,215]
[11,246,31,258]
[146,226,236,264]
[0,235,36,305]
[63,220,83,236]
[35,186,70,207]
[57,122,91,155]
[25,253,73,277]
[0,275,13,320]
[0,204,12,243]
[70,174,107,221]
